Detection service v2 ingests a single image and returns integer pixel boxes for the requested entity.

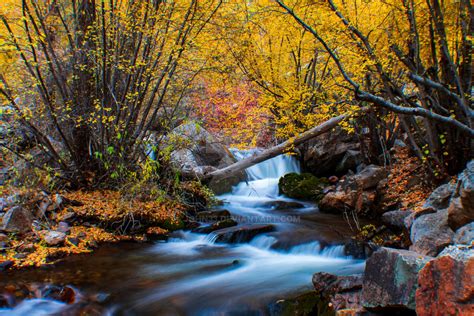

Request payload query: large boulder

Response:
[300,127,360,176]
[318,165,387,216]
[192,219,238,234]
[319,189,355,214]
[313,272,363,312]
[453,222,474,245]
[381,210,412,231]
[409,208,454,256]
[416,245,474,316]
[278,173,328,201]
[422,183,455,211]
[212,224,275,243]
[335,150,363,175]
[353,165,388,191]
[362,247,433,311]
[448,160,474,230]
[165,123,246,194]
[1,206,34,233]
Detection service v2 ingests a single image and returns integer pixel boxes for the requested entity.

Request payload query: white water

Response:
[128,149,364,314]
[1,149,364,315]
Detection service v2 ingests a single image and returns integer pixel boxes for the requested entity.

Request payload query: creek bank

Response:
[0,185,209,271]
[308,159,474,315]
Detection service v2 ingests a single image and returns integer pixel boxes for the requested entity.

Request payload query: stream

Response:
[1,150,366,315]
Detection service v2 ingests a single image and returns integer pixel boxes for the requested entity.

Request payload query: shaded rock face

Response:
[454,222,474,245]
[267,291,331,316]
[353,165,388,191]
[278,173,328,201]
[423,183,455,211]
[312,272,363,313]
[381,210,412,231]
[409,209,455,256]
[166,122,245,194]
[362,247,432,311]
[1,206,34,233]
[416,245,474,316]
[448,160,474,230]
[318,165,387,216]
[300,127,359,177]
[260,201,305,210]
[212,224,275,243]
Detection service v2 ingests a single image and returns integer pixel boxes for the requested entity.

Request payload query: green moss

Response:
[159,217,185,231]
[278,173,329,202]
[268,291,335,316]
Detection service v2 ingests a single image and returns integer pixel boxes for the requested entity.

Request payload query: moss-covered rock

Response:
[278,173,329,202]
[268,291,334,316]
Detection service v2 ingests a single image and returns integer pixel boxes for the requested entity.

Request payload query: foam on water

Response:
[4,149,363,315]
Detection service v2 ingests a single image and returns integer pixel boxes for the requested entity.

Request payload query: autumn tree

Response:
[0,0,222,186]
[274,0,472,176]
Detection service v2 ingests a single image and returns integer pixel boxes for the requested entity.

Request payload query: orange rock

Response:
[416,246,474,316]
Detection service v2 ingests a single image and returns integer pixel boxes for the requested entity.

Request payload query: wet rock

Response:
[43,231,66,246]
[300,127,360,177]
[362,247,433,311]
[195,209,231,222]
[278,173,329,201]
[447,160,474,230]
[312,273,363,313]
[192,219,238,234]
[268,291,330,316]
[381,210,412,231]
[213,224,275,243]
[410,209,454,256]
[261,200,305,210]
[1,206,34,233]
[416,245,474,316]
[453,222,474,245]
[344,239,378,259]
[313,273,363,296]
[0,260,13,272]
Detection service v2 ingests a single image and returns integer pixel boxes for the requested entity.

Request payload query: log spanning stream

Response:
[1,150,366,315]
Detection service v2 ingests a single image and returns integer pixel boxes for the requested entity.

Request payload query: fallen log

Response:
[203,113,348,181]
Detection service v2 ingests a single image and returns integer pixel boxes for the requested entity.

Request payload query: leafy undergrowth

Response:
[383,147,436,213]
[3,226,125,269]
[1,187,191,270]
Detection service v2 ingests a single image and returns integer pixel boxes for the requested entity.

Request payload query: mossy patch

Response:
[278,173,329,202]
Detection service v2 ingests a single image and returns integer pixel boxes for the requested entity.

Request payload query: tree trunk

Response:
[203,114,347,181]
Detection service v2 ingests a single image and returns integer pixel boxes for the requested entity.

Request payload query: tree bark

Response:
[203,114,347,181]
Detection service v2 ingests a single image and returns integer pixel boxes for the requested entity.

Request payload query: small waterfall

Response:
[221,149,302,207]
[3,150,363,316]
[230,148,300,181]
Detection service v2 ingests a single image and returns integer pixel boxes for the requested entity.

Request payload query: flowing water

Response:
[1,150,366,315]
